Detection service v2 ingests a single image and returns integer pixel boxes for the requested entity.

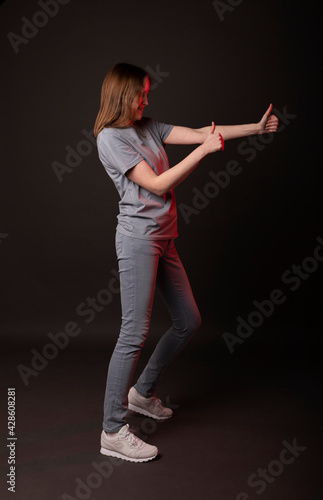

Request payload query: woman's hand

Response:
[201,122,224,155]
[258,104,279,134]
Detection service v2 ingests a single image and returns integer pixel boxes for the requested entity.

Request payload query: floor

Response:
[1,320,322,500]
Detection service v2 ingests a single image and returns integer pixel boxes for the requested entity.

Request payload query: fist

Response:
[202,122,224,154]
[258,104,279,134]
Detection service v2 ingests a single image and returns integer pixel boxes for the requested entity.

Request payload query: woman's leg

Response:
[134,240,201,398]
[102,233,166,433]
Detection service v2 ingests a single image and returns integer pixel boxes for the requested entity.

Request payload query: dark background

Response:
[1,1,322,499]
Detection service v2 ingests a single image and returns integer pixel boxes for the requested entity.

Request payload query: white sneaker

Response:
[128,387,173,420]
[100,424,158,463]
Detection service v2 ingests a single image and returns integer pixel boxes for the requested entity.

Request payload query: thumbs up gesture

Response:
[202,121,224,154]
[258,103,279,134]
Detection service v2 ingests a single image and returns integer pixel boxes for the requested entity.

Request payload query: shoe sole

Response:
[100,446,158,463]
[128,402,172,420]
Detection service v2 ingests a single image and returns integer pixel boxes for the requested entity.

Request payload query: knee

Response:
[185,308,202,337]
[166,306,202,339]
[116,323,149,353]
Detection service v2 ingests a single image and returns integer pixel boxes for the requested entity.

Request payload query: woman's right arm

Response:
[126,123,223,196]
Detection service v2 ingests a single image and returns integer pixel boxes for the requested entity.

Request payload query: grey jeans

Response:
[103,231,201,432]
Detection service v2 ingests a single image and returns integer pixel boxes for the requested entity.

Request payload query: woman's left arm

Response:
[164,104,279,145]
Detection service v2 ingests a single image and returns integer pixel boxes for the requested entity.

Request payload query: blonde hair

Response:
[94,63,150,138]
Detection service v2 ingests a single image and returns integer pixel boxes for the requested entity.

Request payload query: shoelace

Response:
[152,396,164,409]
[123,425,141,447]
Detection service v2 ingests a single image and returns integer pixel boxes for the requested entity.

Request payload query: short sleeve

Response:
[144,118,174,143]
[97,131,144,175]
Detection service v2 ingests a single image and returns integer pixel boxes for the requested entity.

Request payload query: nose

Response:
[143,95,149,106]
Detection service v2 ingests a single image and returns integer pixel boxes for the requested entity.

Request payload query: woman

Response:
[94,62,278,463]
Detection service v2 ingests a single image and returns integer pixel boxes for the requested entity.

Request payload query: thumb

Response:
[209,121,216,134]
[265,103,273,117]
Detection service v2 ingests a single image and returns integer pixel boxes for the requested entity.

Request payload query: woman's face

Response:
[130,76,150,124]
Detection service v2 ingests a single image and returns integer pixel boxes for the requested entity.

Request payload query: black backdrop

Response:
[1,0,321,344]
[1,0,322,497]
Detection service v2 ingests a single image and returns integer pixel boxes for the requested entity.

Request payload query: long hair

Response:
[93,63,151,138]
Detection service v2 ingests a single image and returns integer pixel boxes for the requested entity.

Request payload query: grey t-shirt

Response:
[97,117,177,240]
